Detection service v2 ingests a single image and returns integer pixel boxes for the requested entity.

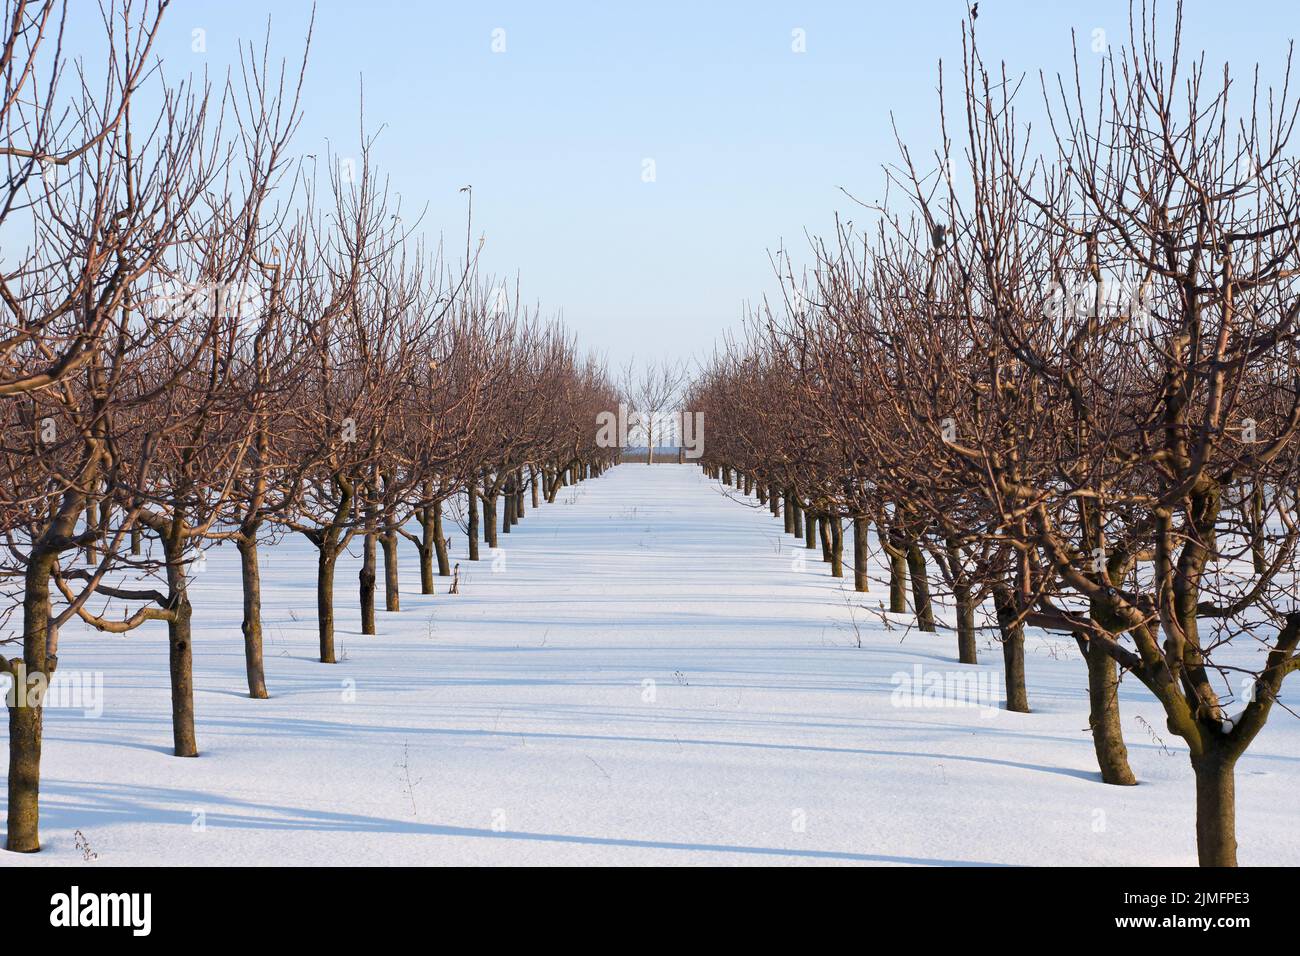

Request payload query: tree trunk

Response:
[883,521,913,615]
[381,525,399,612]
[946,537,976,663]
[97,498,109,557]
[7,550,55,851]
[6,694,41,852]
[906,544,935,632]
[1191,750,1239,866]
[818,516,832,562]
[318,547,337,664]
[360,526,376,636]
[830,520,844,577]
[954,583,977,665]
[888,548,907,613]
[84,501,97,564]
[467,481,480,560]
[804,509,817,549]
[168,593,198,757]
[433,501,451,576]
[994,589,1029,713]
[1002,629,1029,713]
[483,489,498,548]
[530,467,540,509]
[1247,483,1267,575]
[238,534,269,699]
[852,517,869,592]
[1080,636,1136,785]
[418,506,435,594]
[783,491,794,534]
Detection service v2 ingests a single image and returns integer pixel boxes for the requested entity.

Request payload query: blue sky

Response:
[65,1,1298,367]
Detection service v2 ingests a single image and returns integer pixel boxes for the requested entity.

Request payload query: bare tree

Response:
[622,357,687,464]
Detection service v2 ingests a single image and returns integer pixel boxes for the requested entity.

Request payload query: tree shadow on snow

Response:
[31,778,1004,866]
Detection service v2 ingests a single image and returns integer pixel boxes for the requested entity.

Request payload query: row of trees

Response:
[0,1,618,853]
[688,5,1300,866]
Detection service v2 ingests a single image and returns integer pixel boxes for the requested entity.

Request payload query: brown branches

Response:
[695,2,1300,866]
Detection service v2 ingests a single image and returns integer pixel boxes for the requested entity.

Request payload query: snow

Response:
[4,464,1298,866]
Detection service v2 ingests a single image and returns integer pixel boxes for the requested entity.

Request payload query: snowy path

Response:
[6,464,1299,866]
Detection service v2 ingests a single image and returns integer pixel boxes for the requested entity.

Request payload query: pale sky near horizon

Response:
[58,1,1300,369]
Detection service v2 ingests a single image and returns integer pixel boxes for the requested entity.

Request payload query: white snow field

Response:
[4,464,1299,867]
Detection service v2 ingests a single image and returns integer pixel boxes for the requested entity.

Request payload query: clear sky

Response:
[64,1,1299,368]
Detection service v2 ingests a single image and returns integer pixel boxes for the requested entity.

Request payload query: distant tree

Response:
[622,358,687,463]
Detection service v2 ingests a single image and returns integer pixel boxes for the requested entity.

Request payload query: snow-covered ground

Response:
[5,464,1298,866]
